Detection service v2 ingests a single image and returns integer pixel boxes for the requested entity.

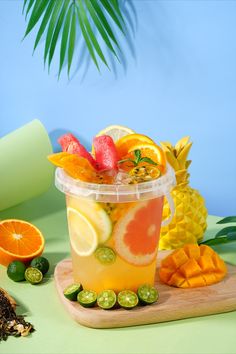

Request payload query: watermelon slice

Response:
[58,133,97,169]
[93,135,119,171]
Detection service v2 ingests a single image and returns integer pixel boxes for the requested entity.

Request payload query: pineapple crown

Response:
[161,136,192,186]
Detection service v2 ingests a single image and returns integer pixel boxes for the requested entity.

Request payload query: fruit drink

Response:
[49,126,175,292]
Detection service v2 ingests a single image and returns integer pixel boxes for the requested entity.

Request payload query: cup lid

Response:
[55,164,176,203]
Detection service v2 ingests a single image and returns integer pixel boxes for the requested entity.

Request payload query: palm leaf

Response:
[100,0,124,33]
[77,0,108,68]
[44,0,63,66]
[24,0,49,37]
[48,0,70,68]
[23,0,129,76]
[85,0,118,59]
[33,0,56,51]
[68,7,76,75]
[90,0,121,45]
[59,5,73,77]
[76,5,99,71]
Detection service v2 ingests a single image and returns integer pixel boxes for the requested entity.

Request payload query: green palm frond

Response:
[23,0,126,77]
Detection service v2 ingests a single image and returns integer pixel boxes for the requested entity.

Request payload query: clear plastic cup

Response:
[55,165,175,293]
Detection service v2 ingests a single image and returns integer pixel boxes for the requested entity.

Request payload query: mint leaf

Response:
[134,149,141,162]
[140,157,157,165]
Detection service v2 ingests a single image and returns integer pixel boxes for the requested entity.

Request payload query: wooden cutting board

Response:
[54,251,236,329]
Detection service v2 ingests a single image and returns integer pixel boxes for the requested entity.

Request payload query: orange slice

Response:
[119,143,167,173]
[47,152,74,167]
[114,198,164,266]
[0,219,45,266]
[63,155,114,184]
[116,134,155,158]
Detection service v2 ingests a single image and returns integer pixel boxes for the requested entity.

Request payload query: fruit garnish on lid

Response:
[93,135,119,171]
[58,133,97,169]
[115,133,154,159]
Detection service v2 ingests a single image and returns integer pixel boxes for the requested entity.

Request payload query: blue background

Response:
[1,0,236,216]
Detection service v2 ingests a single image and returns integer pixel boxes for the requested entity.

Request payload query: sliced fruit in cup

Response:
[67,197,112,244]
[94,125,135,142]
[67,207,98,257]
[77,290,97,308]
[93,135,119,171]
[114,199,163,266]
[95,247,116,265]
[97,290,117,309]
[0,219,44,266]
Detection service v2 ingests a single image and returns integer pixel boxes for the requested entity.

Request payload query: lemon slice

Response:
[67,197,112,244]
[91,125,135,155]
[67,207,98,256]
[95,125,135,142]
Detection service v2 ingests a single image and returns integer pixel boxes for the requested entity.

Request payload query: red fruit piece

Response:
[93,135,119,171]
[58,133,97,169]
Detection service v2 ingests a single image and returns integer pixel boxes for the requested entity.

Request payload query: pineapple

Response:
[159,136,207,250]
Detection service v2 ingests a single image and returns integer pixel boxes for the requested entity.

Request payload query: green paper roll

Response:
[0,119,54,211]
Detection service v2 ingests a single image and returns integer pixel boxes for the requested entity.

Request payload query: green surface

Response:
[1,186,236,354]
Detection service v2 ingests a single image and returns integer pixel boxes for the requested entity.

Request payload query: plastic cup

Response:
[55,165,175,292]
[0,119,54,211]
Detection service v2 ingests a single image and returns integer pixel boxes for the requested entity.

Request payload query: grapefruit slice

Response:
[67,197,112,244]
[114,198,163,266]
[67,207,98,256]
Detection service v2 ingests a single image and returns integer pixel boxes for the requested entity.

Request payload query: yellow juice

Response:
[66,195,164,292]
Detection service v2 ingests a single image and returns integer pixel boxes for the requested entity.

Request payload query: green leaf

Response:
[67,7,76,75]
[48,0,70,68]
[118,158,135,165]
[85,0,118,59]
[24,0,49,37]
[44,0,63,65]
[200,232,236,246]
[134,149,141,161]
[217,216,236,224]
[140,157,158,165]
[76,3,99,71]
[215,226,236,238]
[33,0,56,51]
[59,5,72,77]
[23,0,28,14]
[100,0,124,33]
[25,0,35,18]
[77,0,108,68]
[110,0,124,21]
[90,0,120,46]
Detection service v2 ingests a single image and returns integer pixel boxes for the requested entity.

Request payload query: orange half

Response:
[116,134,155,158]
[0,219,45,266]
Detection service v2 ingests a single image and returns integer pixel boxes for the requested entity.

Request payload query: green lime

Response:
[30,256,50,275]
[95,247,116,265]
[25,267,43,284]
[77,290,97,308]
[97,290,116,310]
[63,283,83,301]
[7,261,26,282]
[137,284,159,305]
[117,290,139,309]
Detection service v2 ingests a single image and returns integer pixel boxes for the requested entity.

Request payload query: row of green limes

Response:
[7,257,50,284]
[63,283,159,310]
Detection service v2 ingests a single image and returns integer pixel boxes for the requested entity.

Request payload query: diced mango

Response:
[187,275,206,288]
[179,258,202,278]
[184,244,200,260]
[198,255,215,272]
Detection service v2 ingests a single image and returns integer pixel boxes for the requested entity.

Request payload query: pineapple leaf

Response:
[215,226,236,238]
[217,216,236,224]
